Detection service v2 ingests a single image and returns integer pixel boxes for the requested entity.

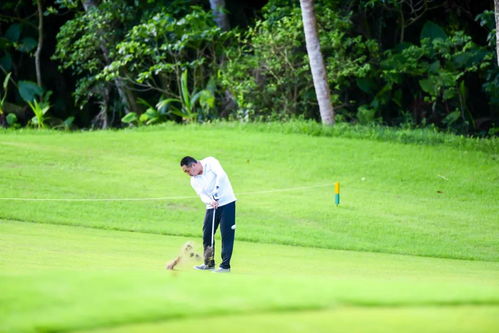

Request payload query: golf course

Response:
[1,123,498,332]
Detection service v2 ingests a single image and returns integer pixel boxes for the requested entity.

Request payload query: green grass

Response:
[0,123,497,261]
[1,220,498,332]
[0,122,498,332]
[85,307,499,333]
[194,120,499,153]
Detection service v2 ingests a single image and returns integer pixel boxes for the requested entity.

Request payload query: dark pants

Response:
[203,201,236,269]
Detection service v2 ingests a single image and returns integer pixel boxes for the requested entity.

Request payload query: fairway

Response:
[1,124,498,332]
[1,220,498,333]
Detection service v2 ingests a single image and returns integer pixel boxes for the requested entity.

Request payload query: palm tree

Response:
[35,0,43,87]
[299,0,335,125]
[495,0,499,66]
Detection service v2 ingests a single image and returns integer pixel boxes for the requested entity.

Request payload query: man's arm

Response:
[191,179,212,206]
[209,158,228,196]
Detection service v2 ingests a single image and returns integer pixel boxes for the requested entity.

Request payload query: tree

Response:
[34,0,43,87]
[209,0,229,31]
[299,0,335,125]
[80,0,138,126]
[100,8,229,119]
[495,0,499,66]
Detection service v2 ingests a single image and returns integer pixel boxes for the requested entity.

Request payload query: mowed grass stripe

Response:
[1,220,498,332]
[76,306,499,333]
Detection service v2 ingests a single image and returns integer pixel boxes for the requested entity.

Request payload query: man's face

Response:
[182,162,201,177]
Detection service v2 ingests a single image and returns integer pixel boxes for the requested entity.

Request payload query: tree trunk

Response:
[299,0,335,125]
[495,0,499,66]
[81,0,137,116]
[399,5,405,43]
[209,0,229,31]
[35,0,43,87]
[93,86,110,129]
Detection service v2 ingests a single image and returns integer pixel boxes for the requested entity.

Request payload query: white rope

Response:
[0,184,332,202]
[0,195,197,202]
[239,183,330,195]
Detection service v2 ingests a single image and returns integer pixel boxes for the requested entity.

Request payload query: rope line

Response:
[0,184,332,202]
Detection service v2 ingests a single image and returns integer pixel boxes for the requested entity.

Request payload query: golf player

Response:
[180,156,236,273]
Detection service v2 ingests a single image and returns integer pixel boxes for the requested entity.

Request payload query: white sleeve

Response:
[210,158,228,197]
[191,179,212,205]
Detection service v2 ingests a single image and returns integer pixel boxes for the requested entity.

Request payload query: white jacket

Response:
[190,157,236,208]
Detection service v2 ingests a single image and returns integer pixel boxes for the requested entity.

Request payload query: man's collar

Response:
[198,159,205,175]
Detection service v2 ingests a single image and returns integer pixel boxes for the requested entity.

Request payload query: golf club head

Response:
[204,246,214,263]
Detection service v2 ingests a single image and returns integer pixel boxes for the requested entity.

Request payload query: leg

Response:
[219,202,236,269]
[202,208,220,267]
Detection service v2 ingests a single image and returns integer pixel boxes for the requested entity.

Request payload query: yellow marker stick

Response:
[334,182,340,206]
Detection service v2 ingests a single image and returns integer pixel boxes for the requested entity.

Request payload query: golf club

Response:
[203,193,218,264]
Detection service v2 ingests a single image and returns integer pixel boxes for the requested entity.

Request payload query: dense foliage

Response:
[221,6,377,122]
[0,0,497,135]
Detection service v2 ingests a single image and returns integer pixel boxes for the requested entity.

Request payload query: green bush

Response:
[52,1,135,111]
[375,23,491,134]
[100,7,230,123]
[221,4,377,122]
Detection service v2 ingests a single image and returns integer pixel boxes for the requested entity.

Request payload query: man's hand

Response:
[211,190,219,209]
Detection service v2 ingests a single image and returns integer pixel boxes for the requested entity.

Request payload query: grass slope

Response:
[1,220,498,333]
[0,124,497,261]
[1,124,498,332]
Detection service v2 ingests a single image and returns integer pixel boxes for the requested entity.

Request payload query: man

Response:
[180,156,236,273]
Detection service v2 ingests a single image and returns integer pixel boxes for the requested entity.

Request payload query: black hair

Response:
[180,156,197,167]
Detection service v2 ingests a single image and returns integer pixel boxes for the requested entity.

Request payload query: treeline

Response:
[0,0,497,136]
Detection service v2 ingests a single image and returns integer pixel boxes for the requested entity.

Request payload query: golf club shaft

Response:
[211,206,216,248]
